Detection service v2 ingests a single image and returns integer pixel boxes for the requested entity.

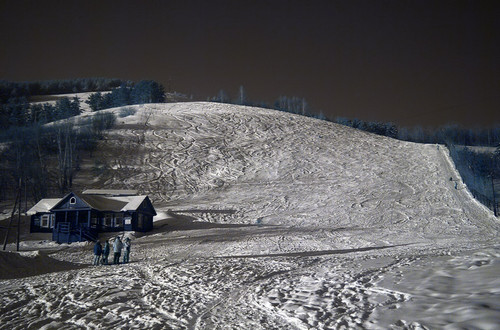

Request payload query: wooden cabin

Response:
[28,190,156,243]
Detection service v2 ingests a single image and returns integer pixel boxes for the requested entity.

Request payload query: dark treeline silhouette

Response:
[396,124,500,147]
[86,80,165,111]
[0,78,124,103]
[0,96,82,137]
[449,145,499,215]
[335,117,399,139]
[0,79,165,135]
[210,87,315,118]
[210,86,499,146]
[1,113,117,203]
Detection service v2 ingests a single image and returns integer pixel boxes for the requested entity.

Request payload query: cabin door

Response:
[66,211,77,228]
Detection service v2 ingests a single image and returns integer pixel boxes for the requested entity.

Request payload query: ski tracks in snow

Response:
[7,102,497,329]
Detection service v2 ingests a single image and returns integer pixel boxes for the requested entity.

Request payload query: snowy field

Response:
[1,102,499,329]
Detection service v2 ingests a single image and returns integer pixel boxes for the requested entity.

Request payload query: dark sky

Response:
[1,0,499,127]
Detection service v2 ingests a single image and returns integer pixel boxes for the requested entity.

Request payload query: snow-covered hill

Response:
[87,102,497,245]
[1,102,499,329]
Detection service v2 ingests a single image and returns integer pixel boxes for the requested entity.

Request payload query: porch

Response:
[52,222,98,244]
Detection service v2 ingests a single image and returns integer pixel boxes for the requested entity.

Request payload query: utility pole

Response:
[491,177,497,216]
[24,177,27,215]
[17,177,22,251]
[491,155,497,217]
[2,185,20,251]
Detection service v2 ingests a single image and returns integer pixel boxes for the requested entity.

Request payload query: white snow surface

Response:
[26,198,61,215]
[1,102,499,329]
[113,195,149,212]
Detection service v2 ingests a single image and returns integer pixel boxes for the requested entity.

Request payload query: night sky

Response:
[1,0,499,127]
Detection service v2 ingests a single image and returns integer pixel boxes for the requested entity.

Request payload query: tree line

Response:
[0,97,82,134]
[0,78,124,103]
[448,145,499,215]
[1,113,117,203]
[0,78,165,204]
[0,80,165,136]
[85,80,165,111]
[210,86,499,146]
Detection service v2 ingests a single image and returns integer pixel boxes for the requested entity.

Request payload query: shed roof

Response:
[112,196,149,211]
[82,189,138,196]
[78,194,128,212]
[27,198,62,215]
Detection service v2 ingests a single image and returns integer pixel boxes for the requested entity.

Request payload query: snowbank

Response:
[0,250,85,279]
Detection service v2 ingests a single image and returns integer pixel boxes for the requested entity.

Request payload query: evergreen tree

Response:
[70,96,81,116]
[130,80,165,104]
[41,103,56,123]
[7,97,30,127]
[30,104,44,124]
[54,97,73,120]
[110,84,131,107]
[86,92,104,111]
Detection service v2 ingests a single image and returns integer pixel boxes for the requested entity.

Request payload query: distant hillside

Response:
[63,102,497,244]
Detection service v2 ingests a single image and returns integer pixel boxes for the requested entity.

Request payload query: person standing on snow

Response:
[101,239,110,265]
[123,237,131,264]
[93,240,102,266]
[113,236,123,264]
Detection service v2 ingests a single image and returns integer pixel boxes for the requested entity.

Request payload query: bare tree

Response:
[56,122,78,193]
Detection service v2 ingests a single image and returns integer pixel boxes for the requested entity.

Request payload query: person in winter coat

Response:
[93,240,102,266]
[101,240,110,265]
[123,237,131,264]
[113,236,123,264]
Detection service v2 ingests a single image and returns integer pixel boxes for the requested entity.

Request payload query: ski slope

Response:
[1,102,499,329]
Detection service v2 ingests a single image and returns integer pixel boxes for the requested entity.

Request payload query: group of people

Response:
[93,236,131,265]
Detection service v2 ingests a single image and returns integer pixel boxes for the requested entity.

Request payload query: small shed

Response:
[28,198,61,233]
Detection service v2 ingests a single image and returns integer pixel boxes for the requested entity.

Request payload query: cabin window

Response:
[41,215,50,228]
[103,214,113,227]
[49,216,54,228]
[91,217,99,225]
[70,197,76,204]
[115,213,123,227]
[124,216,132,225]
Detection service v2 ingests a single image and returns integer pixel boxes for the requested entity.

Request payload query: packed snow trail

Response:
[1,102,499,329]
